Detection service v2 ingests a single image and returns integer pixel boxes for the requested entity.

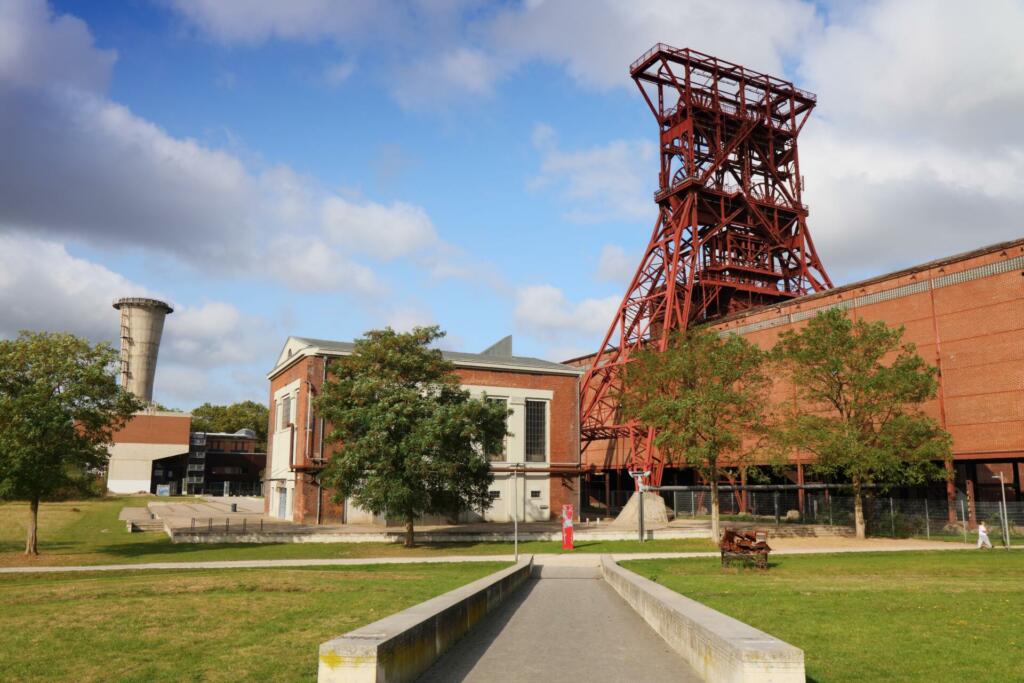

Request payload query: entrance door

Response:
[277,488,288,518]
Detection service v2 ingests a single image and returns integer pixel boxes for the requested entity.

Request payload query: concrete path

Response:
[0,539,991,574]
[418,560,700,682]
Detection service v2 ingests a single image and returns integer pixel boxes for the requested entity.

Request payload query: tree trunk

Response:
[404,516,415,548]
[25,497,39,556]
[853,481,866,540]
[710,469,720,542]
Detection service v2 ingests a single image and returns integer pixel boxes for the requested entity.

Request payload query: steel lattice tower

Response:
[580,45,832,486]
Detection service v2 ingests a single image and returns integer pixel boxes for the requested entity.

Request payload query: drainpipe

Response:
[315,473,322,525]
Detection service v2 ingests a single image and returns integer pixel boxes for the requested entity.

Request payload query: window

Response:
[530,490,541,498]
[280,395,292,430]
[486,397,508,462]
[525,399,546,462]
[489,490,501,500]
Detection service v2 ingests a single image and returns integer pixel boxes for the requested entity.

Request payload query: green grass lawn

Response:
[624,551,1024,682]
[0,498,715,567]
[0,562,507,682]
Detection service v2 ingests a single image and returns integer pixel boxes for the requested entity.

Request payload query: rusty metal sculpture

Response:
[579,45,832,486]
[719,528,771,569]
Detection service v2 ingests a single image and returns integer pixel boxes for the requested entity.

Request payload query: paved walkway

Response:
[0,538,988,574]
[418,562,699,682]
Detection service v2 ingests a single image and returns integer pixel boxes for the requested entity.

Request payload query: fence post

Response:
[890,498,895,537]
[207,518,212,532]
[774,491,780,528]
[674,492,679,517]
[961,499,968,544]
[260,518,264,532]
[190,517,195,531]
[924,499,930,539]
[691,491,695,517]
[242,517,247,534]
[827,493,833,526]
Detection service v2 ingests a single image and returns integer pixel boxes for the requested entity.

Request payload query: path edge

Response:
[600,554,805,682]
[318,556,533,683]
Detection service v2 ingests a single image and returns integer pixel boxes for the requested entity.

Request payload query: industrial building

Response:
[105,296,266,496]
[571,237,1024,518]
[264,336,582,524]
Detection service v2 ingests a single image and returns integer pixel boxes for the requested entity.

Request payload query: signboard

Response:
[561,504,574,550]
[156,484,171,497]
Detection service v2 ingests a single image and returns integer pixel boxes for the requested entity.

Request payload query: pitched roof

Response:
[270,335,583,378]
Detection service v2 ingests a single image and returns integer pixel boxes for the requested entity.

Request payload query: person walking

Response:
[977,521,993,549]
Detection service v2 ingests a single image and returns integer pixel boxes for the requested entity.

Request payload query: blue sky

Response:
[2,0,1021,409]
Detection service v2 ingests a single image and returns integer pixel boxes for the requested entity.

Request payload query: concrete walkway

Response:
[418,560,700,682]
[0,538,988,574]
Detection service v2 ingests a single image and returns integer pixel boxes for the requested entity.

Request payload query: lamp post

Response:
[994,472,1010,549]
[629,469,652,543]
[511,463,526,562]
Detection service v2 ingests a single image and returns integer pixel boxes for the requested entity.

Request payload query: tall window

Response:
[280,394,292,430]
[525,399,546,462]
[486,397,507,462]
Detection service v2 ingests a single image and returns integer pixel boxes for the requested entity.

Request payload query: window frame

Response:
[524,398,548,463]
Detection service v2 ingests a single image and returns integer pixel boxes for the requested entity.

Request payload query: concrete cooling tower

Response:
[113,297,173,403]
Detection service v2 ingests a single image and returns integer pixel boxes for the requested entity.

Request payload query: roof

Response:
[269,335,583,378]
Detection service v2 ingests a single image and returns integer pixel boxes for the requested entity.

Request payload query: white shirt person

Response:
[977,521,993,549]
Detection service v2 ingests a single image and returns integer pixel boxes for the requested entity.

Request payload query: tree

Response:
[314,326,507,547]
[0,332,142,555]
[773,308,951,538]
[620,327,770,541]
[191,400,269,450]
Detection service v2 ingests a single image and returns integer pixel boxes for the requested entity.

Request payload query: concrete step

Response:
[129,520,165,533]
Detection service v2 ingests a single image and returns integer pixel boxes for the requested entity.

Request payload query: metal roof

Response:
[272,336,583,377]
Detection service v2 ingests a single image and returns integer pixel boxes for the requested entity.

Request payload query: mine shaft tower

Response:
[580,44,832,486]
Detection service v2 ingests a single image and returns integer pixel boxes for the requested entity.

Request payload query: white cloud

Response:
[487,0,819,90]
[793,1,1024,280]
[385,306,437,333]
[0,233,274,407]
[269,238,381,294]
[529,125,656,222]
[596,244,635,285]
[514,284,618,343]
[165,0,392,45]
[0,233,156,342]
[322,196,439,260]
[321,60,355,87]
[0,0,115,92]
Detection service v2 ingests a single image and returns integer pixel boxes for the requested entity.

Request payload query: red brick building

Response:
[571,238,1024,512]
[264,336,582,525]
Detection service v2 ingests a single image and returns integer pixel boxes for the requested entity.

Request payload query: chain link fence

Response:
[667,488,1022,544]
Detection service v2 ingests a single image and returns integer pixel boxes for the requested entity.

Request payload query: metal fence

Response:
[669,489,1023,544]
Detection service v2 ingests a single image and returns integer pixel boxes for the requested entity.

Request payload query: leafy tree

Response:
[0,332,142,555]
[773,308,951,538]
[620,327,770,541]
[314,326,507,547]
[191,400,269,450]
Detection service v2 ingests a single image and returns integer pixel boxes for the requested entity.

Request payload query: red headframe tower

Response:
[580,45,832,486]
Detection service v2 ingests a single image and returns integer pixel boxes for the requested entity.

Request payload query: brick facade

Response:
[266,347,581,524]
[573,239,1024,502]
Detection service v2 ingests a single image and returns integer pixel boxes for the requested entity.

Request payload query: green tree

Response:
[314,326,507,547]
[191,400,269,450]
[0,332,142,555]
[620,328,770,541]
[773,308,951,538]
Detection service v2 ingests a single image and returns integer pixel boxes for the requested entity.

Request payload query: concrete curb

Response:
[600,555,805,682]
[317,556,533,682]
[168,528,709,543]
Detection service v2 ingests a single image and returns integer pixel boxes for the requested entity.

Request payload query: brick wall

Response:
[268,354,581,524]
[578,240,1024,470]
